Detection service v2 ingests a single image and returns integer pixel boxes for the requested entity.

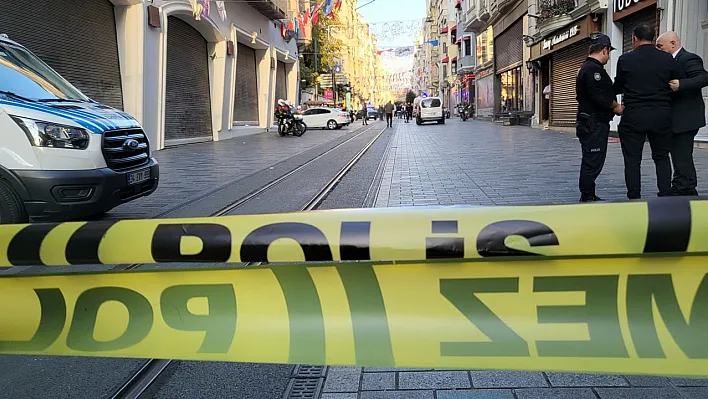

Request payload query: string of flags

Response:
[280,0,344,40]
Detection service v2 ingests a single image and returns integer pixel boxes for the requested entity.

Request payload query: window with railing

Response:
[539,0,577,21]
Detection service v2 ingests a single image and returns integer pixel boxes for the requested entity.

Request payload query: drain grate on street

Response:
[282,377,324,399]
[292,365,327,378]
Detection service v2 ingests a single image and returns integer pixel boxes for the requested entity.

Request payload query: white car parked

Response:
[301,107,350,130]
[415,97,445,125]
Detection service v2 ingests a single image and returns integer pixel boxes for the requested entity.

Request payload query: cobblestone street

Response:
[322,118,708,399]
[374,119,708,207]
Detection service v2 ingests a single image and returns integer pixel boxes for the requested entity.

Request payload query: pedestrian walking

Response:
[361,104,368,126]
[656,31,708,196]
[614,24,678,199]
[378,105,384,121]
[575,34,623,202]
[384,101,394,128]
[406,103,413,123]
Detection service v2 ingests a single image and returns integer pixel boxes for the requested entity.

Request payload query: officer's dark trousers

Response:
[618,106,673,199]
[386,113,393,127]
[577,115,610,198]
[670,129,699,196]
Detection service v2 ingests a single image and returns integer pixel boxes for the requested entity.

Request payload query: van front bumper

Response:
[13,160,159,222]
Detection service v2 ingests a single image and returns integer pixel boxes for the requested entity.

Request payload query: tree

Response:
[405,90,416,104]
[301,10,345,93]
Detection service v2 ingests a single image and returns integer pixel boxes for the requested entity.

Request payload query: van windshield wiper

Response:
[0,90,35,102]
[36,97,83,103]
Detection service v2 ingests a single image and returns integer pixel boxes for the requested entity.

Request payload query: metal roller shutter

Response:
[164,16,212,144]
[0,0,123,109]
[494,18,523,72]
[275,61,287,102]
[550,41,588,127]
[622,6,658,54]
[234,43,259,124]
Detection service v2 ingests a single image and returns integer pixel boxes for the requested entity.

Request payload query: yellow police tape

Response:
[0,197,706,266]
[1,255,707,377]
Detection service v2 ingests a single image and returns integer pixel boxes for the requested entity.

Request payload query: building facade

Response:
[1,0,306,150]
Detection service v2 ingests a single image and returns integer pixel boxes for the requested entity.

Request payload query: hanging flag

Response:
[297,15,306,34]
[425,39,439,46]
[303,9,310,25]
[287,19,295,32]
[323,0,334,16]
[215,0,227,21]
[334,0,343,12]
[201,0,211,18]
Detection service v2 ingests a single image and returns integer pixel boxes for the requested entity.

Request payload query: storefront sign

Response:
[542,26,580,51]
[530,15,601,60]
[613,0,657,21]
[477,68,491,79]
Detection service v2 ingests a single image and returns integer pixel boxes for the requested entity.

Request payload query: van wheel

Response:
[416,118,422,126]
[0,180,28,224]
[438,118,445,124]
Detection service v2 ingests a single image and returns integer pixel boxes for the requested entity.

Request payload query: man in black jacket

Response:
[657,31,708,196]
[614,24,678,199]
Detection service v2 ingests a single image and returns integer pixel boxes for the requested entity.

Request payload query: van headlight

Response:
[11,116,89,150]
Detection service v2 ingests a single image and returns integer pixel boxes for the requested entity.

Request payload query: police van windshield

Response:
[0,40,89,102]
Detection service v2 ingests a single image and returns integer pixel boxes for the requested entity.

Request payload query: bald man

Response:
[657,31,708,196]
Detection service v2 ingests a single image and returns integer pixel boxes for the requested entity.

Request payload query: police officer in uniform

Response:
[575,33,623,202]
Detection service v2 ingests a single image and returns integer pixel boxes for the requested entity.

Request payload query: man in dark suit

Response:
[657,31,708,196]
[614,24,678,199]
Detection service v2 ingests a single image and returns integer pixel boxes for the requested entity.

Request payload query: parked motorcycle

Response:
[275,100,307,137]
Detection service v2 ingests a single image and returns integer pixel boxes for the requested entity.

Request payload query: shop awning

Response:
[456,38,462,44]
[451,25,457,31]
[455,0,461,8]
[440,27,449,34]
[452,56,457,62]
[464,36,471,40]
[442,57,450,63]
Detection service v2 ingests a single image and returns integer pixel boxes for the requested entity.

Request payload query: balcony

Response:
[464,2,490,32]
[456,55,475,74]
[539,0,577,22]
[248,0,287,20]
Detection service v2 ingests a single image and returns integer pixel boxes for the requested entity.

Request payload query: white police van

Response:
[0,35,158,224]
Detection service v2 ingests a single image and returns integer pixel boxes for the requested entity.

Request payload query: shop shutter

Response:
[0,0,123,109]
[494,18,523,72]
[234,43,260,124]
[164,16,212,144]
[275,61,287,102]
[622,6,658,54]
[550,41,588,127]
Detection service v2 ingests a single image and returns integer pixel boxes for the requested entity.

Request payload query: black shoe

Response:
[580,195,603,203]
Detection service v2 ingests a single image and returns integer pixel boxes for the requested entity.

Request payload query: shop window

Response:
[475,26,494,65]
[464,38,472,57]
[499,66,523,112]
[452,61,457,74]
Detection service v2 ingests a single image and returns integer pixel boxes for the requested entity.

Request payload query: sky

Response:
[356,0,426,49]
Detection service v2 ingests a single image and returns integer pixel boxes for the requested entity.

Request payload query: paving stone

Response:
[361,372,395,390]
[398,371,471,389]
[436,389,515,399]
[321,394,358,399]
[678,387,708,398]
[546,372,629,387]
[623,375,670,387]
[322,366,362,393]
[359,390,435,399]
[595,387,683,399]
[364,368,431,372]
[514,388,597,399]
[469,371,548,388]
[668,377,708,386]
